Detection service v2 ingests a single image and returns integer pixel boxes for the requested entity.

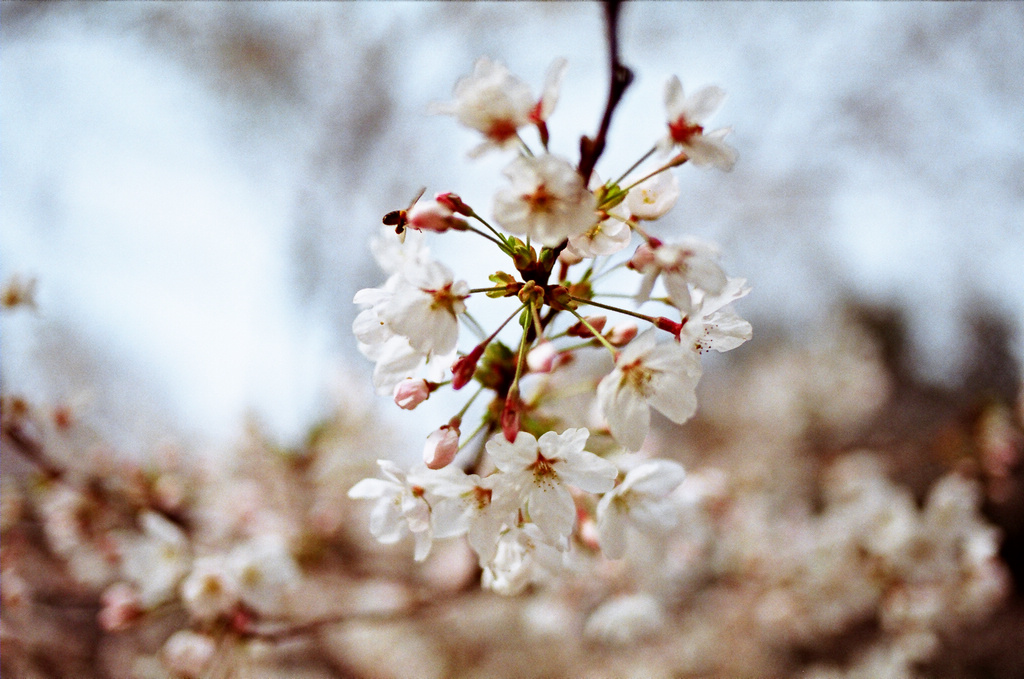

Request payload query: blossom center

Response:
[524,183,555,214]
[472,485,492,509]
[620,359,654,396]
[425,284,467,316]
[668,118,704,145]
[488,118,519,144]
[529,452,558,482]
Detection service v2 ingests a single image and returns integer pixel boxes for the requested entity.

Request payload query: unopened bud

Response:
[394,379,430,410]
[627,242,656,271]
[451,346,485,390]
[501,395,521,443]
[607,322,638,346]
[434,192,473,216]
[527,341,559,373]
[407,200,468,233]
[567,315,606,338]
[424,422,461,469]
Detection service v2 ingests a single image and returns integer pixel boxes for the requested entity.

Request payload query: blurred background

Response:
[2,3,1024,677]
[3,1,1022,448]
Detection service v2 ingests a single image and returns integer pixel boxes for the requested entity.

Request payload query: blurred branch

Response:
[578,0,634,184]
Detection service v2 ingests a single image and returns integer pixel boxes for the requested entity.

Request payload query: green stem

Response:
[611,143,659,187]
[453,384,486,422]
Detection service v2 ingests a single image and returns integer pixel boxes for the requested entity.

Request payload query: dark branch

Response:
[578,0,634,185]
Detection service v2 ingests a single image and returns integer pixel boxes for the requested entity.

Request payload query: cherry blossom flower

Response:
[567,196,632,258]
[625,171,680,220]
[584,593,667,645]
[596,460,686,558]
[629,237,728,314]
[180,555,240,621]
[661,75,737,171]
[679,277,753,354]
[227,534,301,614]
[348,460,434,561]
[420,470,518,564]
[481,523,566,596]
[596,329,702,451]
[120,511,192,609]
[162,630,217,679]
[486,428,617,541]
[383,260,468,356]
[493,154,598,247]
[433,57,568,157]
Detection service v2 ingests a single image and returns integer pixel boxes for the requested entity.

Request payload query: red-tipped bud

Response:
[451,345,485,390]
[567,315,607,338]
[627,242,656,271]
[501,395,521,443]
[434,192,474,216]
[407,200,468,233]
[394,378,430,410]
[607,322,639,347]
[424,422,461,470]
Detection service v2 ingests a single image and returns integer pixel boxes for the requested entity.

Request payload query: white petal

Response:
[596,499,628,560]
[527,483,576,541]
[597,371,651,451]
[684,85,727,123]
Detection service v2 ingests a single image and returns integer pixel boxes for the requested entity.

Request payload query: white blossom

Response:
[419,469,518,564]
[120,511,191,609]
[226,534,301,614]
[567,196,632,258]
[481,523,566,596]
[661,75,737,171]
[625,171,680,220]
[180,555,240,621]
[383,259,468,356]
[679,277,753,353]
[597,460,686,559]
[597,329,702,451]
[432,57,567,157]
[630,237,728,314]
[486,428,617,542]
[162,630,217,679]
[493,154,598,247]
[348,460,434,561]
[584,593,667,645]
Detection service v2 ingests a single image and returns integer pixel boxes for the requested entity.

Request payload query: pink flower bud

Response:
[567,315,607,338]
[407,200,467,233]
[627,242,656,271]
[424,423,461,470]
[607,322,638,347]
[451,345,484,390]
[434,192,473,216]
[99,582,141,631]
[394,379,430,410]
[527,341,559,373]
[501,396,521,443]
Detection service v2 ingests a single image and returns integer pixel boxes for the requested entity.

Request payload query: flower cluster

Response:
[350,56,750,591]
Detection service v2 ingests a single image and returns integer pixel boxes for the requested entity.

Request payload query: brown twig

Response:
[577,0,634,185]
